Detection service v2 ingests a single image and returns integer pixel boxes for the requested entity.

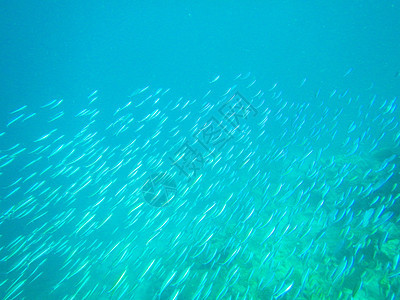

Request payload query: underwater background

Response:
[1,1,400,299]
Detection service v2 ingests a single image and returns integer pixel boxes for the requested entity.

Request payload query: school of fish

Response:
[0,73,399,299]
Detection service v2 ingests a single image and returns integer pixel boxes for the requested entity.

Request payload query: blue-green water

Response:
[1,2,400,299]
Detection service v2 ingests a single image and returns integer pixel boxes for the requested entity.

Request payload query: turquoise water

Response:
[1,2,400,299]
